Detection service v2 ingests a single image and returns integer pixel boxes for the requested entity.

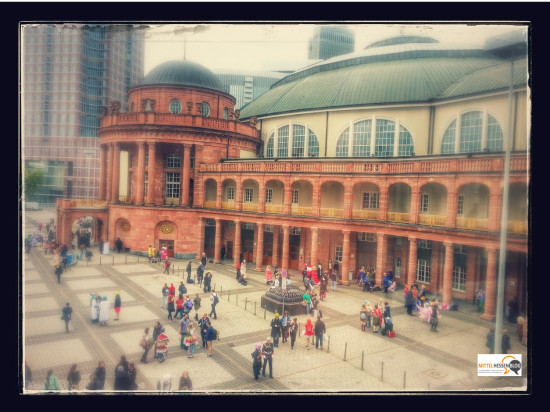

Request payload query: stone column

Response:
[488,181,501,232]
[147,142,156,205]
[343,179,353,219]
[197,219,205,259]
[181,144,191,207]
[233,220,241,267]
[111,143,121,203]
[255,223,264,271]
[272,226,280,267]
[216,180,223,209]
[481,248,498,321]
[442,241,454,306]
[378,180,388,221]
[236,180,243,211]
[407,237,418,286]
[283,183,292,215]
[341,230,351,285]
[99,145,107,200]
[312,181,321,217]
[258,182,266,213]
[376,232,387,286]
[106,144,113,202]
[135,141,145,205]
[214,218,222,263]
[446,190,457,228]
[310,227,319,268]
[409,186,419,224]
[281,225,290,269]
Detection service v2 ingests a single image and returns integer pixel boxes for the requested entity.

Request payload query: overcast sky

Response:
[143,22,527,75]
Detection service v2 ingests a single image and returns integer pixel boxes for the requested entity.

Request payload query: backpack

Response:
[115,365,127,379]
[360,312,366,321]
[185,300,193,309]
[213,294,219,304]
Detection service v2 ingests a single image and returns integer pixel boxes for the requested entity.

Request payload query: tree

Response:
[24,169,44,198]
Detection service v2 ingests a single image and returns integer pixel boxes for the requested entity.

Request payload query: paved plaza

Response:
[21,210,529,394]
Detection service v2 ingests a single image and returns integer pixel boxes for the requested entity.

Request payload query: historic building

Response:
[55,35,529,320]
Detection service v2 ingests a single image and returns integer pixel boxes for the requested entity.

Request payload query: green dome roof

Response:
[140,60,225,92]
[239,39,527,119]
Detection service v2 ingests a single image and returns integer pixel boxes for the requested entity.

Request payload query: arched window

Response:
[169,99,181,114]
[223,107,229,120]
[336,118,414,157]
[201,102,210,118]
[265,124,320,158]
[441,111,504,154]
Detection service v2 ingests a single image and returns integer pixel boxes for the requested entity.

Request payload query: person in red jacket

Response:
[372,304,383,333]
[169,283,176,297]
[304,318,314,350]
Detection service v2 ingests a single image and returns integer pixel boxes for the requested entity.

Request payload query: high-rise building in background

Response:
[215,71,285,109]
[308,25,355,60]
[22,24,145,206]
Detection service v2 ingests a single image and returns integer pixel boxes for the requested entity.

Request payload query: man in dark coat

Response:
[405,290,415,315]
[270,313,282,347]
[115,237,123,253]
[251,344,262,380]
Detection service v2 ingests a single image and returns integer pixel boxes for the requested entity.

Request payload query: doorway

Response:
[159,239,175,257]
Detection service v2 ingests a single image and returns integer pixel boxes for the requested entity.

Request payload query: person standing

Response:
[178,371,193,391]
[128,363,137,390]
[241,260,247,281]
[198,314,210,349]
[193,293,201,321]
[178,281,186,297]
[405,290,415,316]
[330,269,337,292]
[360,304,368,331]
[185,323,198,358]
[155,333,169,363]
[88,361,105,390]
[152,321,165,359]
[61,302,73,333]
[169,283,176,298]
[175,294,185,320]
[281,311,291,344]
[235,260,241,280]
[161,283,169,308]
[164,259,171,275]
[270,313,282,347]
[304,318,314,349]
[54,262,63,284]
[166,295,175,322]
[319,273,328,300]
[204,272,213,293]
[114,356,130,390]
[115,237,123,253]
[251,343,262,380]
[221,245,226,261]
[196,264,204,286]
[289,318,298,349]
[314,316,326,350]
[209,291,219,319]
[141,327,153,363]
[205,321,216,357]
[372,304,382,333]
[303,290,312,316]
[186,261,193,284]
[486,328,495,354]
[24,361,33,390]
[430,301,440,332]
[265,265,273,285]
[261,337,274,378]
[502,329,511,354]
[99,296,109,326]
[67,364,81,390]
[201,252,207,268]
[43,369,60,391]
[383,302,391,319]
[114,291,121,321]
[178,314,190,349]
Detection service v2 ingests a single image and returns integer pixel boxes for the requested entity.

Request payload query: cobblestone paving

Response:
[20,210,529,394]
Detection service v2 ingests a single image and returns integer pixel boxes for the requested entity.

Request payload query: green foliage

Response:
[24,169,44,197]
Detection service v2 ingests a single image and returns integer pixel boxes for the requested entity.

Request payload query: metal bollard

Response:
[254,302,257,315]
[227,290,230,301]
[327,335,330,352]
[403,371,406,389]
[299,323,301,337]
[381,361,384,381]
[125,255,127,264]
[220,286,222,297]
[361,351,364,370]
[264,308,266,319]
[245,298,248,310]
[343,342,347,361]
[99,256,101,265]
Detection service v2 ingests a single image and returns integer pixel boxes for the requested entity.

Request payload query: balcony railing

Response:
[456,217,489,231]
[242,203,258,212]
[204,200,217,209]
[387,212,410,223]
[508,220,528,235]
[291,205,313,216]
[221,201,236,210]
[352,209,379,220]
[418,214,447,227]
[265,204,283,214]
[119,195,132,204]
[320,208,344,218]
[65,199,108,209]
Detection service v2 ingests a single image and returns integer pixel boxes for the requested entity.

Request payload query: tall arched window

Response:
[336,118,414,157]
[440,111,504,154]
[265,124,320,158]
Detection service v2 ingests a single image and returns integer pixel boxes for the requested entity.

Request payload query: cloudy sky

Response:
[143,22,527,75]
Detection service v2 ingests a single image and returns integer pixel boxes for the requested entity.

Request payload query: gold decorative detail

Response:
[160,224,174,234]
[120,221,131,232]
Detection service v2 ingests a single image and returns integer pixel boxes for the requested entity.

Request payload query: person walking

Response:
[61,302,73,333]
[289,318,298,349]
[178,371,193,391]
[281,311,291,344]
[261,337,274,378]
[166,295,175,322]
[88,361,105,390]
[430,301,440,332]
[193,293,201,321]
[67,364,81,390]
[304,318,314,349]
[140,327,153,363]
[178,314,190,349]
[314,316,326,350]
[54,262,63,284]
[251,343,263,380]
[178,281,186,297]
[114,291,121,321]
[175,294,185,320]
[114,356,130,390]
[204,272,213,293]
[209,291,219,319]
[205,321,216,357]
[198,314,210,349]
[169,283,176,298]
[270,313,282,347]
[164,259,171,275]
[43,369,60,391]
[161,283,169,308]
[185,323,198,358]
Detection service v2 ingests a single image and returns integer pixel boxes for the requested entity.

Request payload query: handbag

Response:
[302,300,307,306]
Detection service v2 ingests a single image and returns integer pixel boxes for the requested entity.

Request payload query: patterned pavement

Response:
[20,210,529,394]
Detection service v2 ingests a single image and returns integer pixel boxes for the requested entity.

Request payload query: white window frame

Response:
[452,266,466,291]
[292,189,299,204]
[416,259,431,283]
[265,188,273,204]
[226,187,235,201]
[361,192,379,209]
[334,246,343,262]
[420,193,429,213]
[244,188,254,203]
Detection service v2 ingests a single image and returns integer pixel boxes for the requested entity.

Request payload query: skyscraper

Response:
[308,25,355,60]
[21,24,144,206]
[215,71,285,109]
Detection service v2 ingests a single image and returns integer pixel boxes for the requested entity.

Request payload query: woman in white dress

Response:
[98,296,109,326]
